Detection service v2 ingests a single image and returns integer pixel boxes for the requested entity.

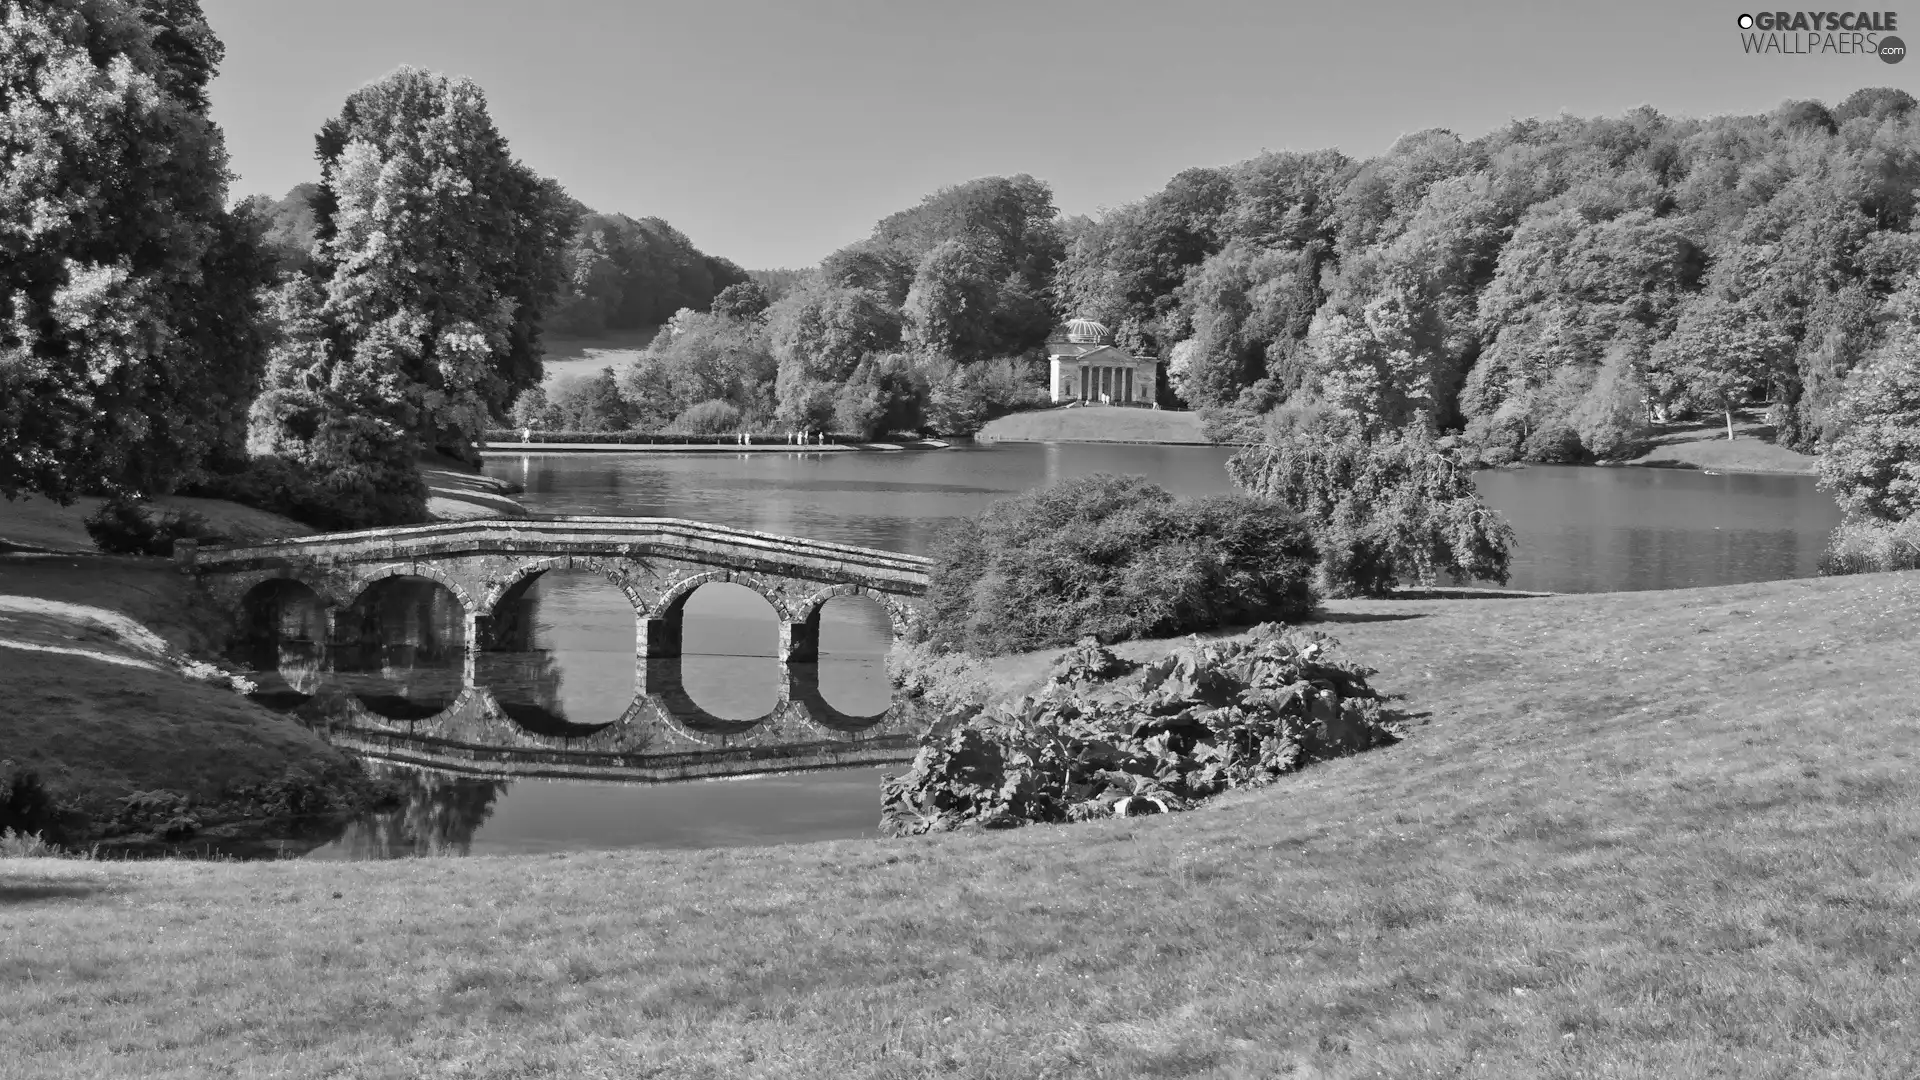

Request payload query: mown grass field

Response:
[537,327,660,389]
[5,572,1920,1077]
[975,405,1211,445]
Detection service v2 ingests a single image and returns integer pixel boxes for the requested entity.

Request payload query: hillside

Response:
[7,571,1918,1074]
[0,555,380,854]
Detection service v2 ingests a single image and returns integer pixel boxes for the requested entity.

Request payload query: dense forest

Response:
[1057,89,1920,464]
[6,0,1920,554]
[533,87,1920,471]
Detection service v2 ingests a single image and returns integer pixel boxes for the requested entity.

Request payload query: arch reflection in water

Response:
[333,575,468,720]
[810,594,895,718]
[230,578,331,707]
[479,566,638,731]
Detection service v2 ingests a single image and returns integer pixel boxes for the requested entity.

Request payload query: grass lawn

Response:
[0,492,311,554]
[7,571,1920,1076]
[0,555,369,852]
[1624,407,1818,475]
[538,327,659,389]
[977,405,1211,444]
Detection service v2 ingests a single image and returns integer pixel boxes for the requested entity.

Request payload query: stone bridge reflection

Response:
[271,653,927,784]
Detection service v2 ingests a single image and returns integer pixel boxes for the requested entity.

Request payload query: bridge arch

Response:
[653,570,793,623]
[478,556,650,620]
[791,583,917,643]
[345,563,479,622]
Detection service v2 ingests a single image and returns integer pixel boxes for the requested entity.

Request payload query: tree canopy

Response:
[246,65,574,523]
[1,0,273,502]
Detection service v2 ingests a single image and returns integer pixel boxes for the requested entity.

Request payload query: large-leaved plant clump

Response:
[880,626,1399,836]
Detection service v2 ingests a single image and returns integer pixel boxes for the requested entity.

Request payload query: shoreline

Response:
[480,438,952,455]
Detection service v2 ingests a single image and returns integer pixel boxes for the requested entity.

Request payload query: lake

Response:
[257,443,1842,859]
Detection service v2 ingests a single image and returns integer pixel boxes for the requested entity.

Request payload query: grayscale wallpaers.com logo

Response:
[1737,11,1904,60]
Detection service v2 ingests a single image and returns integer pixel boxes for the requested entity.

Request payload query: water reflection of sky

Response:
[490,447,1844,596]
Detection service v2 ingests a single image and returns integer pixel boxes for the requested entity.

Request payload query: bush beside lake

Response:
[921,474,1319,656]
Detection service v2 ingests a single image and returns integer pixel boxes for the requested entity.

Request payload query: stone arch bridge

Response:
[180,516,932,665]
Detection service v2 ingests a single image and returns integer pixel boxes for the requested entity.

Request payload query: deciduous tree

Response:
[2,0,273,502]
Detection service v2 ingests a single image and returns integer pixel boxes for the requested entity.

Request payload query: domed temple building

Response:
[1046,319,1160,405]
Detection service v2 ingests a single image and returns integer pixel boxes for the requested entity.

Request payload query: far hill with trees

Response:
[6,0,1920,573]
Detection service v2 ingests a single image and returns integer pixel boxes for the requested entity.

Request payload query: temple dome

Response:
[1065,318,1111,344]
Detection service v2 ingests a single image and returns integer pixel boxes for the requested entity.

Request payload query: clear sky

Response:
[201,0,1916,269]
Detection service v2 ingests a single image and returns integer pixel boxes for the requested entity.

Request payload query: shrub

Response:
[1818,516,1920,575]
[1521,419,1583,463]
[923,474,1319,656]
[1227,428,1516,597]
[887,638,1001,718]
[1,761,64,847]
[187,455,426,532]
[670,399,743,435]
[84,500,226,556]
[1462,411,1529,464]
[1571,347,1653,460]
[1197,406,1262,444]
[924,356,1048,438]
[880,625,1400,835]
[834,354,929,440]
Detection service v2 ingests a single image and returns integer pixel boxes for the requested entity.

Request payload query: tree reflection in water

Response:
[333,577,468,719]
[326,764,509,858]
[478,577,577,732]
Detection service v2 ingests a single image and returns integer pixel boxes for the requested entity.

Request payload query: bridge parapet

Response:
[190,515,933,663]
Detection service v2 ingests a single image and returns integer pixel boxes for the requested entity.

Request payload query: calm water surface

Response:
[280,443,1841,859]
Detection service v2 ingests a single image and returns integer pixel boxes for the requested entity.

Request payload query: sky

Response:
[201,0,1917,270]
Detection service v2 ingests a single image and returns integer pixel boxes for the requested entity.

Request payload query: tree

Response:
[767,281,902,382]
[1817,332,1920,522]
[902,240,999,360]
[1569,341,1653,460]
[616,308,776,426]
[1225,428,1515,596]
[544,211,749,335]
[832,354,928,439]
[251,65,575,489]
[242,183,323,278]
[1834,87,1917,124]
[1,0,274,503]
[1649,294,1792,440]
[711,280,771,321]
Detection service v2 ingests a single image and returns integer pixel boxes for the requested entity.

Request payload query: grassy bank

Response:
[976,405,1210,444]
[0,493,312,554]
[0,555,382,854]
[7,572,1920,1075]
[1621,408,1818,475]
[536,326,659,388]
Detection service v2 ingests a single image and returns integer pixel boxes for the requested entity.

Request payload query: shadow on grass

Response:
[0,878,111,905]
